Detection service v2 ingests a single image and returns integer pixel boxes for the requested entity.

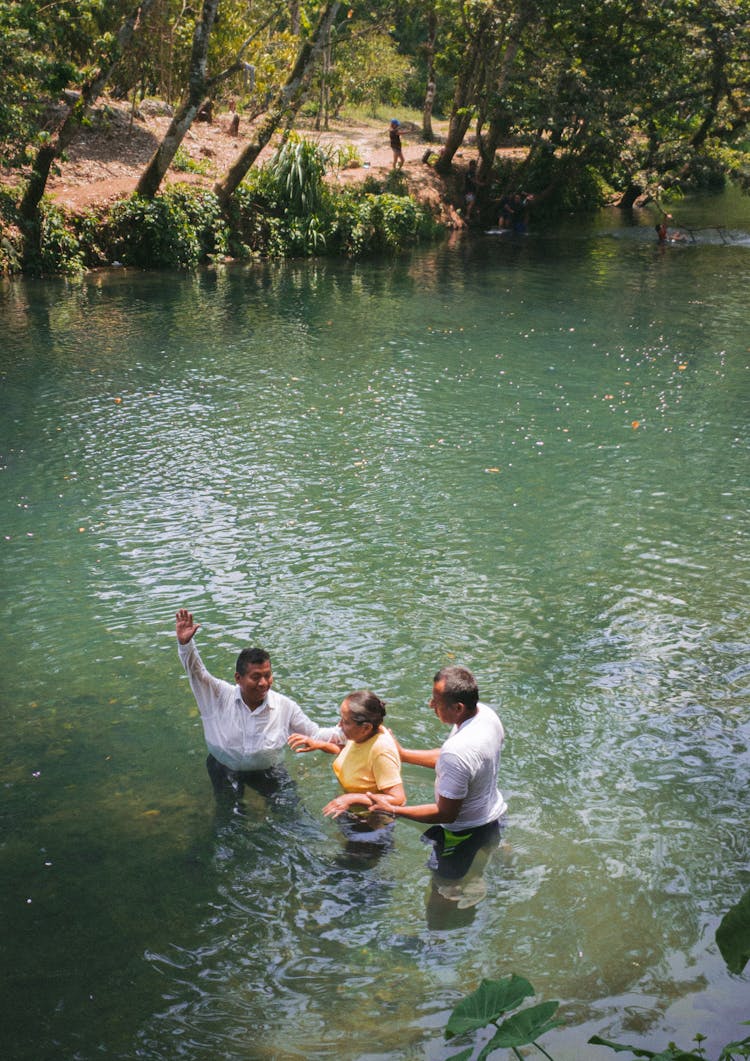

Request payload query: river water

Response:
[2,191,749,1060]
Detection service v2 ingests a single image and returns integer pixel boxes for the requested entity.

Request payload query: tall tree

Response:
[135,0,221,197]
[422,3,438,140]
[475,0,536,187]
[435,0,499,174]
[214,2,340,209]
[135,0,291,198]
[17,0,156,263]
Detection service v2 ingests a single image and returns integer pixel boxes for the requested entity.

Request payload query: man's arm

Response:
[368,792,463,824]
[287,734,341,755]
[387,731,439,770]
[175,609,226,716]
[286,699,343,744]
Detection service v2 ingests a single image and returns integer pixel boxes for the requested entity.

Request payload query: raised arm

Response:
[175,610,228,715]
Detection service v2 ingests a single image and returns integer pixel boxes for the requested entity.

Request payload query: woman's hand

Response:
[322,792,373,818]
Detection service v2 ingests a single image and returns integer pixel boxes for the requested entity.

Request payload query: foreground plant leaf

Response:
[445,975,534,1037]
[716,886,750,975]
[484,1000,564,1049]
[588,1035,705,1059]
[719,1029,750,1058]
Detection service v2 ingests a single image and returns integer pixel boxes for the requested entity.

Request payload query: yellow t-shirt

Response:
[332,729,402,793]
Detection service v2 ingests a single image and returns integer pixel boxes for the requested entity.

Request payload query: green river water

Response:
[1,192,749,1060]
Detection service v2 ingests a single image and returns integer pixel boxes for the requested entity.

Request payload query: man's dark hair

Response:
[235,647,271,676]
[434,665,479,712]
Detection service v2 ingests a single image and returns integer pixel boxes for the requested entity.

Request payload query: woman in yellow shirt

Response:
[289,690,405,842]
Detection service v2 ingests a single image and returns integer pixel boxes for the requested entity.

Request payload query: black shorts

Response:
[421,819,501,880]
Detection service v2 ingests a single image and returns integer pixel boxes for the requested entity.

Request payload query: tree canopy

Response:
[1,0,748,235]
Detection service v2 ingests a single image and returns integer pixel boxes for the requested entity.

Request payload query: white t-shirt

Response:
[435,702,507,830]
[178,639,339,771]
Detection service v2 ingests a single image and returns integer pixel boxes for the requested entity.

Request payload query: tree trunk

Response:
[135,0,220,199]
[616,182,644,209]
[214,2,340,209]
[476,0,535,189]
[434,6,495,175]
[323,32,332,131]
[18,0,155,255]
[289,1,301,36]
[435,111,475,174]
[421,6,438,142]
[690,29,727,149]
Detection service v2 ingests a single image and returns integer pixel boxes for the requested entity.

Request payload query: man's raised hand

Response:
[175,609,200,645]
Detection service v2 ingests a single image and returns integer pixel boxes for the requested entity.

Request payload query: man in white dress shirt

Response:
[176,609,340,806]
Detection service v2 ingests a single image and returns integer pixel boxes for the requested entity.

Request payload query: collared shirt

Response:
[178,639,340,772]
[435,702,507,830]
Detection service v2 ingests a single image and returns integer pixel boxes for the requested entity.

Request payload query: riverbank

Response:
[3,98,501,275]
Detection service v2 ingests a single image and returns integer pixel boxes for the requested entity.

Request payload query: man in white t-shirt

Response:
[175,608,340,807]
[370,665,507,880]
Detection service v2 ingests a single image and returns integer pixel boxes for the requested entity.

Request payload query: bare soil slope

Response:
[40,99,468,226]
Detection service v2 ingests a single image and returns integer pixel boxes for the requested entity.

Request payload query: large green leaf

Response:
[716,887,750,975]
[445,975,534,1037]
[587,1035,659,1056]
[719,1030,750,1058]
[482,1000,564,1050]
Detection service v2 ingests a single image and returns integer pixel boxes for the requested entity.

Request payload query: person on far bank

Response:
[175,609,342,808]
[464,159,480,222]
[389,119,405,169]
[369,665,507,884]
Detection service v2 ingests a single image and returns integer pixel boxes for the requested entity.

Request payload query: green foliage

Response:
[442,890,750,1060]
[590,888,750,1060]
[444,974,563,1059]
[0,2,76,167]
[103,187,228,269]
[589,1031,750,1060]
[172,147,212,176]
[333,24,415,115]
[267,133,330,216]
[332,143,363,170]
[39,200,86,275]
[0,188,24,275]
[716,887,750,976]
[229,167,437,261]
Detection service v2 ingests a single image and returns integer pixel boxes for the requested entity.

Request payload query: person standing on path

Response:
[389,119,405,169]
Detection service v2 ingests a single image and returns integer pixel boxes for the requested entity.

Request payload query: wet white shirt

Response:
[435,702,507,830]
[178,639,340,771]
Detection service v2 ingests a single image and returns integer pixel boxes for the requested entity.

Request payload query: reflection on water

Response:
[1,192,749,1060]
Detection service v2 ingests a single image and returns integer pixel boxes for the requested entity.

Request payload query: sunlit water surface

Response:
[2,191,749,1060]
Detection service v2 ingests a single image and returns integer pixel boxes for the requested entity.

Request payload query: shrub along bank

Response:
[0,159,440,277]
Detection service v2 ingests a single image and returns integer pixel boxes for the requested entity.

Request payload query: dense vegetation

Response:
[1,0,748,274]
